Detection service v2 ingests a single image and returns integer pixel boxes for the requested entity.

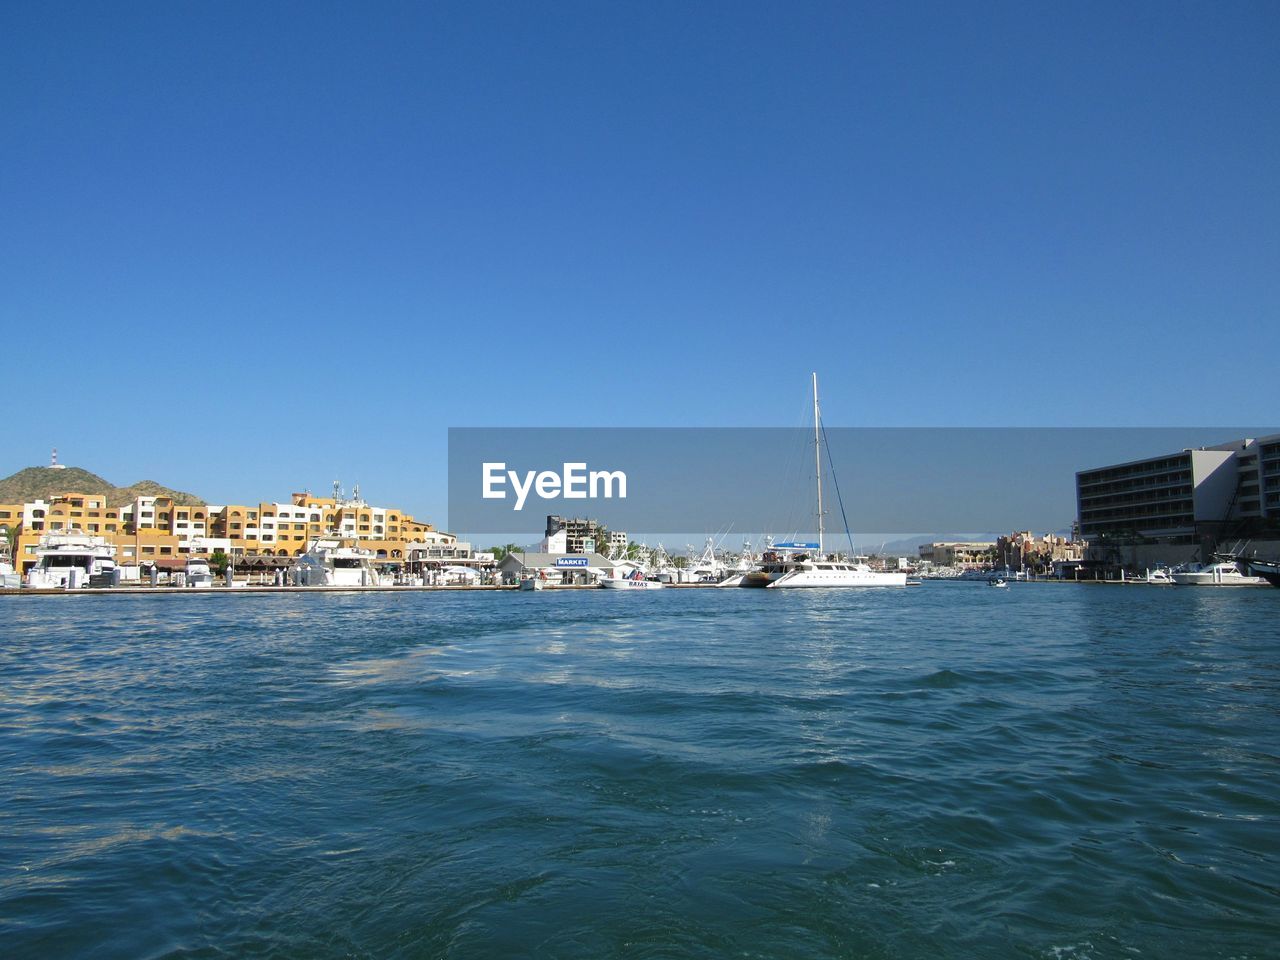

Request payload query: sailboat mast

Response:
[813,371,823,554]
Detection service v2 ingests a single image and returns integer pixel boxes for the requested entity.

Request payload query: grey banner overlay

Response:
[448,427,1276,536]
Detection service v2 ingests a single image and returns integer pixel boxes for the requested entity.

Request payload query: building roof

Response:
[498,552,616,570]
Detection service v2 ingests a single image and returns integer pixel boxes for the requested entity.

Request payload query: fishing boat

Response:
[740,373,907,589]
[1170,561,1267,587]
[600,568,665,590]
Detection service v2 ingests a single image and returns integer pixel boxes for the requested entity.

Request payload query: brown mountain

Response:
[0,466,204,507]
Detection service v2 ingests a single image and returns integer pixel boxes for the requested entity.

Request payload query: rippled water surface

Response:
[1,585,1277,958]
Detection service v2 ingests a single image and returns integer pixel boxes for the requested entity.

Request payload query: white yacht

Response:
[1170,561,1267,587]
[291,537,382,586]
[25,531,117,589]
[185,556,216,588]
[740,374,906,589]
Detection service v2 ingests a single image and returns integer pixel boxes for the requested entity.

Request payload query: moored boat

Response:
[1243,557,1280,588]
[25,531,117,589]
[1170,561,1267,586]
[600,569,665,589]
[739,374,907,590]
[185,556,215,588]
[291,537,382,586]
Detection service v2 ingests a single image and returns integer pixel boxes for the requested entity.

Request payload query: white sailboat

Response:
[740,373,907,589]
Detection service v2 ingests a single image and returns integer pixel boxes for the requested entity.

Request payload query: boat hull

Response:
[768,571,907,588]
[600,579,665,590]
[1171,572,1267,586]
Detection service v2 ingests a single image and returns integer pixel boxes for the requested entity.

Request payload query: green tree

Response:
[487,543,521,562]
[209,550,230,576]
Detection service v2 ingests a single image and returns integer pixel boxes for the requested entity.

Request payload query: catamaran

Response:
[740,373,907,589]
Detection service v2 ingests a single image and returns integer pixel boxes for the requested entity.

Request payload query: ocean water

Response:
[1,585,1277,959]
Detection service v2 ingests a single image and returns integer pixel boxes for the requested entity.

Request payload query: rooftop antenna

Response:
[50,447,66,470]
[333,479,343,502]
[352,482,361,504]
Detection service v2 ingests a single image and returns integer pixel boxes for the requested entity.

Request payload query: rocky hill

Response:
[0,466,204,507]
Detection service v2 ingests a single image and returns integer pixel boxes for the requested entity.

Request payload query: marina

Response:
[5,3,1277,957]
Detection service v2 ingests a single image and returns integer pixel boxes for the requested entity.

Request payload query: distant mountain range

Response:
[0,466,204,508]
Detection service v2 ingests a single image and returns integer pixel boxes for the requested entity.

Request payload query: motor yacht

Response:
[291,537,382,586]
[25,531,117,589]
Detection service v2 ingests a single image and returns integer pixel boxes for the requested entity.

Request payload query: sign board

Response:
[773,541,820,550]
[582,537,596,554]
[555,557,590,568]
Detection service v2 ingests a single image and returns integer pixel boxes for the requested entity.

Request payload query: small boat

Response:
[1127,568,1173,585]
[988,577,1009,588]
[1170,561,1267,587]
[600,570,665,590]
[519,574,547,591]
[185,556,215,588]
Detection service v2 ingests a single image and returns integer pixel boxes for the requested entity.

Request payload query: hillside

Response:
[0,466,204,507]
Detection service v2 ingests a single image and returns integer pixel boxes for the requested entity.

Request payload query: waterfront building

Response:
[1076,433,1280,569]
[917,541,997,568]
[498,550,617,585]
[2,481,445,574]
[541,515,615,554]
[995,531,1084,574]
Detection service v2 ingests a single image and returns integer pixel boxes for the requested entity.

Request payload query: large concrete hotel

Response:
[1076,433,1280,568]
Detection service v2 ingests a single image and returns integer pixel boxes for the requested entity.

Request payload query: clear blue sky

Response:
[2,1,1277,525]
